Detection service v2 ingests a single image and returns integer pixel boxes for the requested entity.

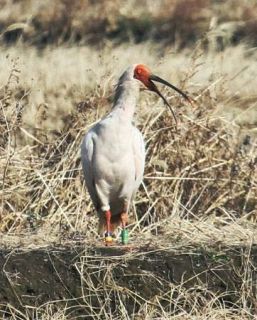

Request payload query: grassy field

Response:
[0,0,257,319]
[1,43,256,239]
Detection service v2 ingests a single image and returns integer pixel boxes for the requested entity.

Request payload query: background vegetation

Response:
[1,0,257,48]
[0,0,256,319]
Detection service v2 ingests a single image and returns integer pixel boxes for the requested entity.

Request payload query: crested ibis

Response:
[81,64,193,245]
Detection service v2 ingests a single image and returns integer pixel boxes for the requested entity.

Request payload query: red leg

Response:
[120,212,128,229]
[120,200,129,229]
[105,210,111,232]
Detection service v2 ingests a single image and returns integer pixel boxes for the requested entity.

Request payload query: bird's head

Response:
[133,64,195,126]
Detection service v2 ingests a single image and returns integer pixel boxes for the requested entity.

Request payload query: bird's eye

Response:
[134,68,142,79]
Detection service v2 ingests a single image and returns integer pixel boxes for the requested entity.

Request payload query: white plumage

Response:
[81,64,193,245]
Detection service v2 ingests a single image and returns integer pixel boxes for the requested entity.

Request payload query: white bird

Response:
[81,64,193,245]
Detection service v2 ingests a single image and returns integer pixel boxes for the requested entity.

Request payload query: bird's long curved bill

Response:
[149,74,194,127]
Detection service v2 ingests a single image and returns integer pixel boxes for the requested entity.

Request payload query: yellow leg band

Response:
[105,236,113,242]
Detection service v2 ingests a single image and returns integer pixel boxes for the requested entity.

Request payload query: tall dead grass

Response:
[0,2,256,317]
[0,43,256,243]
[0,0,257,48]
[0,40,256,319]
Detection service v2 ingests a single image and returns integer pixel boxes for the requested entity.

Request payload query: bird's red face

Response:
[133,64,195,126]
[134,64,153,89]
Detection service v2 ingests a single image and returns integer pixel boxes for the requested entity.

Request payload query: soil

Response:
[0,243,256,318]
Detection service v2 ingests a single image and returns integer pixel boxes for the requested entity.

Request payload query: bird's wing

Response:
[132,126,145,195]
[81,131,100,211]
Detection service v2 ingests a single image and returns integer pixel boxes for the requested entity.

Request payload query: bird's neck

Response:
[111,80,139,121]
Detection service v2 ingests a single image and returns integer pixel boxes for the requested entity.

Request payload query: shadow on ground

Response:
[0,243,256,318]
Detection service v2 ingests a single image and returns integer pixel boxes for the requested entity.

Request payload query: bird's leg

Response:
[104,210,113,245]
[120,212,128,229]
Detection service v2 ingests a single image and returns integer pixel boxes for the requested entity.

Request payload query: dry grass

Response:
[0,1,257,317]
[0,44,256,319]
[0,0,257,48]
[0,43,256,239]
[1,243,257,319]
